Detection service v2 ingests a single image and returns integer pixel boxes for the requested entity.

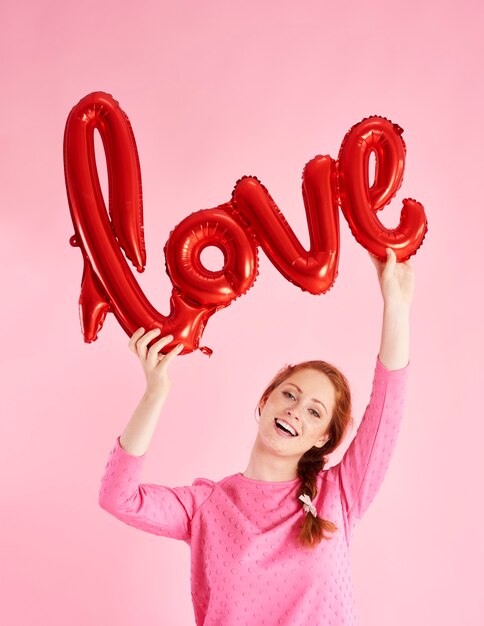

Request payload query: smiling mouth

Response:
[274,418,298,437]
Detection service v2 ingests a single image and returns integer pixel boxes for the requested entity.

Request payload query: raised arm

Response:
[119,328,184,456]
[371,247,414,370]
[98,329,212,537]
[325,248,414,524]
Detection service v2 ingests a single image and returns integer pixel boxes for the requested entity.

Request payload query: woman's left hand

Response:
[369,248,415,308]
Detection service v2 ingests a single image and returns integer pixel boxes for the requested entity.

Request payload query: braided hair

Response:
[257,360,352,548]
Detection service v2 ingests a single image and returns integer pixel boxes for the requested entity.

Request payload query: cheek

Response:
[259,405,273,428]
[263,397,280,416]
[307,421,327,439]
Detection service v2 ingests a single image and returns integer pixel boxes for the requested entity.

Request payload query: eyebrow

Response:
[284,383,328,415]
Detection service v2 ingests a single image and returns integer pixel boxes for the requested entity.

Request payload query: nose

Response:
[286,408,299,420]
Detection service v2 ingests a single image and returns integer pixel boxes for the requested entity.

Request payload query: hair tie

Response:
[299,494,317,517]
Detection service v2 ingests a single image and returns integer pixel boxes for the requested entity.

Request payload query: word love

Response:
[64,92,427,355]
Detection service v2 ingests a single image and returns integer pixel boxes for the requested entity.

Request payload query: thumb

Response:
[382,247,397,276]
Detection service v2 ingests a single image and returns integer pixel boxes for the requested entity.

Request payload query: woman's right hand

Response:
[128,328,184,396]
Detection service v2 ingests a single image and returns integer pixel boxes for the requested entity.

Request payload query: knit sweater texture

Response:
[99,355,409,625]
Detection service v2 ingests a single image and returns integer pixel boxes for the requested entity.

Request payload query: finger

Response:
[135,328,162,359]
[146,334,175,366]
[158,342,184,368]
[128,327,145,353]
[382,247,396,277]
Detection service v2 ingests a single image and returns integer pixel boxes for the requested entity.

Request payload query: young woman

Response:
[99,247,414,626]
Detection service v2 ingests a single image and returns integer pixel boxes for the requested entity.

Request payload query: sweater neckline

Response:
[236,472,300,487]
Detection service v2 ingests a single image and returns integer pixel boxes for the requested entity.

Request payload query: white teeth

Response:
[275,418,297,436]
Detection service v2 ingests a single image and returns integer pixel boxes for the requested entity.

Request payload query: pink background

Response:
[2,1,483,624]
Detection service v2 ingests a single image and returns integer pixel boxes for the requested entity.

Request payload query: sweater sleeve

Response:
[98,436,214,541]
[326,355,409,522]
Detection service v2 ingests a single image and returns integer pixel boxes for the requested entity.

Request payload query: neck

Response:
[242,436,299,482]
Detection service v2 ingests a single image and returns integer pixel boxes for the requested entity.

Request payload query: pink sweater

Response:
[99,355,409,625]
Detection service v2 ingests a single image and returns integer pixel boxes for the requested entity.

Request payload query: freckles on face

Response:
[258,368,336,453]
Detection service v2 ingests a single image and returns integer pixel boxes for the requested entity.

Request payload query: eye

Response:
[282,391,296,400]
[309,408,320,418]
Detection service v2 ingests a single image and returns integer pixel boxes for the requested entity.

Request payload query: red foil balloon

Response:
[230,154,340,295]
[164,206,258,306]
[337,116,427,262]
[64,92,428,355]
[64,92,217,355]
[164,155,341,300]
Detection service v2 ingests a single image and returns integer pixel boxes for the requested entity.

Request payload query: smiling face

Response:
[257,367,336,460]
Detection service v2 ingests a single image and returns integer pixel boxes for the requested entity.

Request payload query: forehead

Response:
[279,368,336,406]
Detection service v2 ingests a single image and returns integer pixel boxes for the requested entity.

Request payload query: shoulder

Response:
[177,473,238,514]
[192,477,216,488]
[192,473,239,489]
[164,473,241,508]
[184,476,217,496]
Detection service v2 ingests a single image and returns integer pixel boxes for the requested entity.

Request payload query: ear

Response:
[314,433,330,449]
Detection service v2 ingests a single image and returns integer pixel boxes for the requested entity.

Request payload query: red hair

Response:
[257,360,352,548]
